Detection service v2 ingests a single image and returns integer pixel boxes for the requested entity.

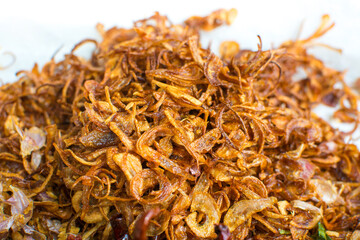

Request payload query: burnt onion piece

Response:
[110,214,130,240]
[0,9,359,240]
[215,224,232,240]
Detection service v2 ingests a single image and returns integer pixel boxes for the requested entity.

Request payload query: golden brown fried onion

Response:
[0,9,359,240]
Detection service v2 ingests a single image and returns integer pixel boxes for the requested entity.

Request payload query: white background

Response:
[1,0,360,142]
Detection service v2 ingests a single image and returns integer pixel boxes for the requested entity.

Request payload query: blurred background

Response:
[1,0,360,83]
[1,0,360,140]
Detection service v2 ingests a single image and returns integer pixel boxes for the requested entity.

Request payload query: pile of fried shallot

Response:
[1,9,360,240]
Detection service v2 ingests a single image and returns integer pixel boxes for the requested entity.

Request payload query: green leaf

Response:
[312,222,332,240]
[279,229,291,235]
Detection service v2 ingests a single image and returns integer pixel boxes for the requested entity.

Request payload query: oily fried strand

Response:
[0,9,360,240]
